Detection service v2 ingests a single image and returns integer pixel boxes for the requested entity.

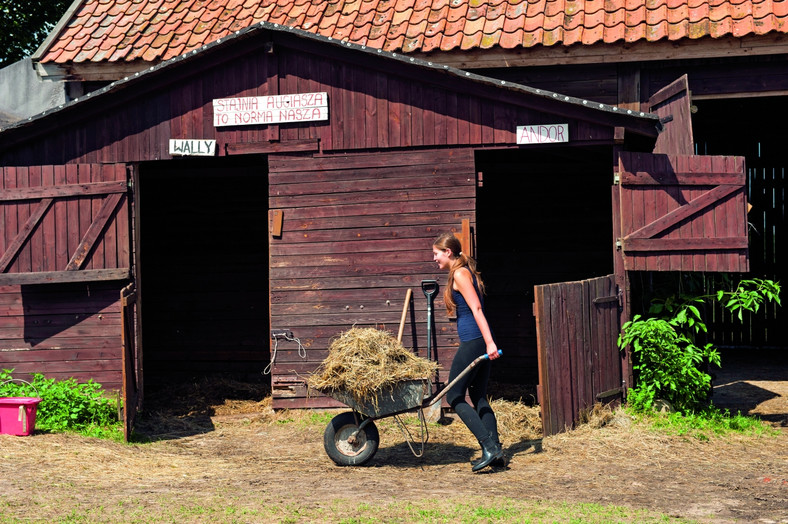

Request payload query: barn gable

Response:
[2,22,661,164]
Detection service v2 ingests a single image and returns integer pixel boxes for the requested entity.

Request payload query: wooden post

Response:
[612,150,633,393]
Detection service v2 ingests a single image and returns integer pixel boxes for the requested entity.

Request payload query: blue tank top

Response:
[452,269,484,342]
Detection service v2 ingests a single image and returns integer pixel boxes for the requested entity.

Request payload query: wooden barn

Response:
[2,16,752,436]
[27,1,785,360]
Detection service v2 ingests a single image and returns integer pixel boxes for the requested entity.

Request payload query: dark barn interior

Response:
[475,146,614,385]
[137,157,270,387]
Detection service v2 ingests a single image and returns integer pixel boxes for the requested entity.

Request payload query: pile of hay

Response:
[490,398,543,441]
[307,327,439,404]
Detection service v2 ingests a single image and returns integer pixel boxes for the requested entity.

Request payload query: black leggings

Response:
[445,337,499,443]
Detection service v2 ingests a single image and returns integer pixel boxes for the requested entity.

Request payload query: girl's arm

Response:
[454,268,500,359]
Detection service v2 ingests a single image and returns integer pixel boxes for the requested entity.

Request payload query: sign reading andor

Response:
[516,123,569,145]
[213,92,328,127]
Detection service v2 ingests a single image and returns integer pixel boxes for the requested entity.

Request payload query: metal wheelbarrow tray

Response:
[325,379,428,419]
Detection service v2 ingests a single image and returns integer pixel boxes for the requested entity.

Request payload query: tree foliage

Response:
[0,0,72,68]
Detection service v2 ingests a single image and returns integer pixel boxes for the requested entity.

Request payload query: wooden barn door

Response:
[648,75,694,156]
[0,164,131,283]
[534,275,621,436]
[0,163,138,437]
[616,152,749,273]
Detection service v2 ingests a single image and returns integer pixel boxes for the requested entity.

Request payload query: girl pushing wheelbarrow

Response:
[432,232,504,471]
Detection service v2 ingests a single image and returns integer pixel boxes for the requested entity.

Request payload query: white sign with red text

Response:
[516,123,569,145]
[213,92,328,127]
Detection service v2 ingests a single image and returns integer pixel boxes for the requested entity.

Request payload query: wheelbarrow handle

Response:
[423,350,502,407]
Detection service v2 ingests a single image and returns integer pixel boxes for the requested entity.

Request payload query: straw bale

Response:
[307,327,439,404]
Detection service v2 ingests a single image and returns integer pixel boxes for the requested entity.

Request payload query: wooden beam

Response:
[0,181,127,202]
[0,268,130,285]
[622,185,741,241]
[622,237,748,251]
[226,139,320,155]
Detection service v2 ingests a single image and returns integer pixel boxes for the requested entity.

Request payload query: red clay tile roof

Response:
[37,0,788,64]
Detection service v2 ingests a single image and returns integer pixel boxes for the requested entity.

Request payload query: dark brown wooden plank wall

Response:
[268,148,476,408]
[0,282,124,391]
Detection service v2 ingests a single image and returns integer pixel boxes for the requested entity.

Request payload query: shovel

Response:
[421,280,442,422]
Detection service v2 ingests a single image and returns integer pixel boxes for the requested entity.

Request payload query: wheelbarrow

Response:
[322,350,501,466]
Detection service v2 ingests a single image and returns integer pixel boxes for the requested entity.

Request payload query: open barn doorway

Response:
[136,156,270,396]
[474,146,615,395]
[690,96,787,423]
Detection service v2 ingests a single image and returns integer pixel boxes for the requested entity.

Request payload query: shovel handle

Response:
[421,280,439,298]
[424,350,502,407]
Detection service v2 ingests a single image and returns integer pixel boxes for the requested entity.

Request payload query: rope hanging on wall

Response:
[264,332,306,375]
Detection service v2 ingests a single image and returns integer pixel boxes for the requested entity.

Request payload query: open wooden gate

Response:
[534,274,621,436]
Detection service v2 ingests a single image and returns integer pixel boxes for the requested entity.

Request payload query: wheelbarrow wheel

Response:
[324,411,379,466]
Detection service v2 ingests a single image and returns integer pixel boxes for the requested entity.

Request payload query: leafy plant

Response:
[618,278,781,414]
[0,369,121,438]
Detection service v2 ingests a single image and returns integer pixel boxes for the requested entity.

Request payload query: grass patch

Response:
[629,405,778,440]
[0,495,695,523]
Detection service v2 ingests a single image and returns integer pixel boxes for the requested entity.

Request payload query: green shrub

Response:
[0,369,120,437]
[619,278,781,414]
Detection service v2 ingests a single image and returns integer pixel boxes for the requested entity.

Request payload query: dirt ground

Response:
[1,351,786,523]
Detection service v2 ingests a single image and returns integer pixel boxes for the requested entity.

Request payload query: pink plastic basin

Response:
[0,397,42,436]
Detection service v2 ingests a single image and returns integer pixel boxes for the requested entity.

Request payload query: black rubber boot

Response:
[471,434,503,472]
[471,440,506,468]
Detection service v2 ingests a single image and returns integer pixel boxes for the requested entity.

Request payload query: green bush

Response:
[619,278,781,414]
[0,369,120,436]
